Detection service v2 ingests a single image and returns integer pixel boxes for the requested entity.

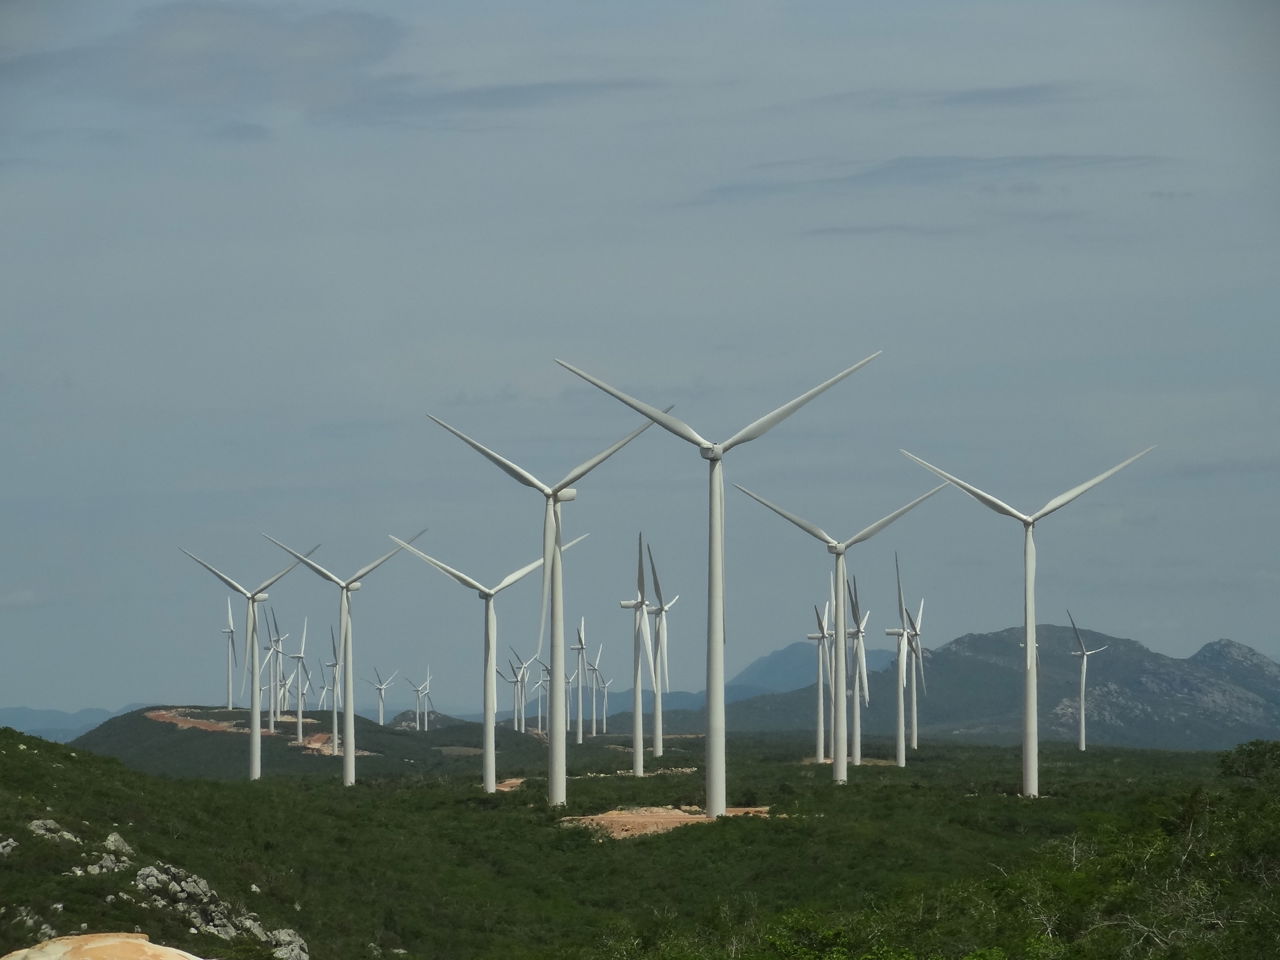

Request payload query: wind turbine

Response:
[645,544,678,758]
[426,411,659,806]
[619,535,654,776]
[219,598,237,710]
[367,668,398,726]
[556,352,879,816]
[844,578,871,765]
[885,553,911,767]
[901,445,1153,796]
[391,534,585,793]
[265,530,424,785]
[601,677,613,733]
[904,594,925,751]
[571,619,588,745]
[325,627,341,756]
[404,675,431,730]
[734,482,945,783]
[1067,610,1107,751]
[181,546,315,780]
[588,643,604,737]
[807,603,829,764]
[287,618,309,743]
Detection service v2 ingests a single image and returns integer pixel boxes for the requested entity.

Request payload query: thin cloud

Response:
[783,82,1080,114]
[803,223,970,238]
[2,1,653,131]
[697,153,1163,204]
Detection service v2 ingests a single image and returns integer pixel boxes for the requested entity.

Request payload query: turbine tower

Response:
[885,553,912,767]
[735,482,944,783]
[571,619,588,745]
[1067,609,1107,751]
[265,531,423,786]
[556,352,879,817]
[901,445,1153,796]
[392,535,584,792]
[425,411,657,806]
[807,603,830,764]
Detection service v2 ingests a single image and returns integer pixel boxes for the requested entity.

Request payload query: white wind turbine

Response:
[557,353,879,816]
[571,619,588,745]
[391,534,584,792]
[807,602,830,764]
[367,668,398,726]
[220,598,237,710]
[181,546,315,780]
[404,673,432,731]
[619,535,654,777]
[904,593,925,752]
[287,618,309,743]
[426,412,658,806]
[588,643,604,737]
[325,627,342,756]
[901,445,1153,796]
[645,543,678,758]
[735,482,945,783]
[885,553,912,768]
[844,578,871,765]
[1067,610,1107,751]
[266,530,423,786]
[601,676,613,733]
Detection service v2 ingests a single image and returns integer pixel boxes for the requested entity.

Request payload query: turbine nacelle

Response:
[699,443,723,461]
[348,582,362,592]
[554,488,578,502]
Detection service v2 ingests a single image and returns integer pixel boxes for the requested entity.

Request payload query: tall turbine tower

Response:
[265,531,423,786]
[181,547,315,780]
[1067,609,1107,751]
[571,619,588,745]
[885,553,912,767]
[556,353,879,817]
[901,446,1153,796]
[392,535,584,792]
[425,412,658,806]
[734,483,944,783]
[808,603,830,764]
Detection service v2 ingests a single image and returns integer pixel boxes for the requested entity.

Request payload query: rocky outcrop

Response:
[0,933,208,960]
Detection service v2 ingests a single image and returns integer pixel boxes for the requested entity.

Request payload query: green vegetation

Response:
[4,718,1279,960]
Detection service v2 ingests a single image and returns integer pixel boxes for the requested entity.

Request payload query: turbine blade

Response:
[263,537,343,587]
[721,353,880,453]
[353,528,425,583]
[493,535,584,595]
[1066,608,1087,655]
[647,543,664,608]
[635,533,645,600]
[899,451,1029,523]
[813,604,825,636]
[555,359,711,448]
[1031,446,1156,522]
[391,537,486,593]
[534,500,554,661]
[180,550,250,598]
[734,483,834,545]
[225,597,235,631]
[895,553,907,630]
[842,484,948,549]
[555,410,671,490]
[427,414,552,494]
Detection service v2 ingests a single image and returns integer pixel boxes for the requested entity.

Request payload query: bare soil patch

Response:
[561,805,770,839]
[144,709,373,756]
[496,777,525,792]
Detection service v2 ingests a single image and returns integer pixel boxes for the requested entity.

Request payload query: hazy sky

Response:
[3,1,1277,717]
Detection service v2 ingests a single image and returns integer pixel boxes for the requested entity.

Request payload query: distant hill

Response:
[645,627,1280,751]
[729,640,895,691]
[0,704,142,742]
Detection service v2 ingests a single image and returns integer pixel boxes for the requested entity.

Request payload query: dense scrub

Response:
[4,723,1276,959]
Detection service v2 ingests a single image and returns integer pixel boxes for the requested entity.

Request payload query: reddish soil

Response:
[144,709,373,756]
[561,805,770,839]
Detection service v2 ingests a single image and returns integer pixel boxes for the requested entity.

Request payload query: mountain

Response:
[729,640,895,691]
[0,704,143,742]
[650,627,1280,751]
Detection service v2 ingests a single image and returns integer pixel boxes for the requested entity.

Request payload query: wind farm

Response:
[5,3,1275,959]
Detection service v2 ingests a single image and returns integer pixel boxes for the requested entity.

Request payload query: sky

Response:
[2,1,1278,718]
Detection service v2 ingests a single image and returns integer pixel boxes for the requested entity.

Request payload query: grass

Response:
[3,717,1274,960]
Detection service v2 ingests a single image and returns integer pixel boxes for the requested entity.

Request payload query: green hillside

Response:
[7,722,1280,959]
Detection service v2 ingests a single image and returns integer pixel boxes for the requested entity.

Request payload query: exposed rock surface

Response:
[0,932,207,960]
